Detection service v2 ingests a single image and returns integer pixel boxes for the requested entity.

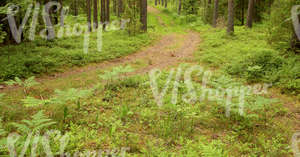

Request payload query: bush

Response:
[227,49,284,83]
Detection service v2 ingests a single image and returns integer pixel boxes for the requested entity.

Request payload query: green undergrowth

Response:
[0,64,293,156]
[193,25,300,97]
[0,13,164,82]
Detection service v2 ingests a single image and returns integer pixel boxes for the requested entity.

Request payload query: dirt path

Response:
[148,6,167,26]
[46,32,200,78]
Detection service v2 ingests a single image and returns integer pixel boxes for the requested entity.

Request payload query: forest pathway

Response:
[1,7,201,91]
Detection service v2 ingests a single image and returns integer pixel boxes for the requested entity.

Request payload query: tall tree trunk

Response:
[178,0,181,15]
[165,0,167,8]
[106,0,110,23]
[140,0,147,32]
[212,0,219,27]
[74,0,78,16]
[93,0,98,29]
[161,0,164,6]
[101,0,106,27]
[87,0,92,32]
[113,0,117,15]
[241,0,244,25]
[118,0,123,17]
[246,0,254,28]
[155,0,157,6]
[227,0,234,35]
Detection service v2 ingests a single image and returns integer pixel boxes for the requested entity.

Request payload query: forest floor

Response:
[0,5,299,157]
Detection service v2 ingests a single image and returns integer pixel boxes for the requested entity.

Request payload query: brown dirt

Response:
[148,6,167,26]
[0,31,201,91]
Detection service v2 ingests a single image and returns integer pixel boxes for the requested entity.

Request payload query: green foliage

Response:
[11,110,56,134]
[227,49,284,82]
[0,28,153,82]
[99,65,135,82]
[21,96,48,107]
[5,76,39,95]
[196,26,300,95]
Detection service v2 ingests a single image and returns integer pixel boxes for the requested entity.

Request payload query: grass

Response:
[0,4,299,157]
[193,25,300,98]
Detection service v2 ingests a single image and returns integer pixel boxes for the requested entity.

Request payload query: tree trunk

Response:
[74,0,78,16]
[155,0,157,6]
[241,0,244,25]
[227,0,234,35]
[106,0,110,23]
[178,0,181,15]
[87,0,92,32]
[140,0,147,32]
[246,0,254,28]
[101,0,106,27]
[93,0,98,29]
[212,0,219,27]
[118,0,123,17]
[165,0,167,8]
[113,0,117,15]
[162,0,164,6]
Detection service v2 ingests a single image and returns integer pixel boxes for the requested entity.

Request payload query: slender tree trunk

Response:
[87,0,92,32]
[101,0,106,28]
[246,0,254,28]
[155,0,157,6]
[74,0,78,16]
[241,0,244,25]
[118,0,123,17]
[93,0,98,29]
[106,0,110,23]
[212,0,219,27]
[178,0,181,15]
[162,0,164,6]
[140,0,147,32]
[227,0,234,35]
[113,0,117,15]
[165,0,167,8]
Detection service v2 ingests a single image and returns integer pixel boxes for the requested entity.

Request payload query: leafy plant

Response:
[99,65,135,82]
[5,76,40,95]
[21,96,49,107]
[11,111,56,134]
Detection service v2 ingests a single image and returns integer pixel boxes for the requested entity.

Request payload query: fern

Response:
[21,96,50,107]
[5,76,39,95]
[99,65,135,82]
[11,111,56,134]
[51,88,93,105]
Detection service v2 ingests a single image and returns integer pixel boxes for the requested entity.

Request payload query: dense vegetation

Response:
[0,0,299,156]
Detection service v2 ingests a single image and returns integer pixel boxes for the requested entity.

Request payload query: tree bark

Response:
[101,0,106,27]
[165,0,167,8]
[155,0,157,6]
[118,0,123,17]
[74,0,78,16]
[178,0,181,15]
[106,0,110,23]
[87,0,92,32]
[227,0,234,35]
[241,0,244,25]
[212,0,219,27]
[246,0,254,28]
[93,0,98,29]
[140,0,147,32]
